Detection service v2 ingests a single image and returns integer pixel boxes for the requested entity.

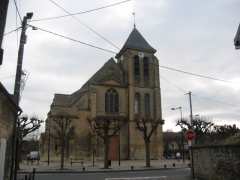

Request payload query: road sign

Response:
[185,129,196,141]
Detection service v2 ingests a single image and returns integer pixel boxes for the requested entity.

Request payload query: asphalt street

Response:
[18,168,191,180]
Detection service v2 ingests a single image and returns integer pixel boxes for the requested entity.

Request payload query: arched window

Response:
[144,93,150,116]
[134,55,140,80]
[134,93,141,114]
[143,57,149,80]
[105,89,119,113]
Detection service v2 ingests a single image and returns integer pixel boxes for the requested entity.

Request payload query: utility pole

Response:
[11,12,33,180]
[0,0,9,65]
[185,91,195,179]
[186,91,193,126]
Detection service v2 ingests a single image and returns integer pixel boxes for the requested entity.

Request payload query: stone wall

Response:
[192,145,240,180]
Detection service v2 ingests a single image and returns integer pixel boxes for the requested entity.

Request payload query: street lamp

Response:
[171,106,185,162]
[234,23,240,49]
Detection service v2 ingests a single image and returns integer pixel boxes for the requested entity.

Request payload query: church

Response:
[41,27,164,161]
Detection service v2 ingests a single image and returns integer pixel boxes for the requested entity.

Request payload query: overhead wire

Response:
[13,0,22,22]
[160,73,238,108]
[28,24,117,54]
[159,65,233,84]
[160,75,187,93]
[46,0,120,50]
[31,0,132,22]
[3,27,21,36]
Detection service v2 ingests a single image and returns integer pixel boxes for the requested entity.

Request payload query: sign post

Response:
[185,129,196,179]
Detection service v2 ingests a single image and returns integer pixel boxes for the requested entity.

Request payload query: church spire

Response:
[116,27,156,58]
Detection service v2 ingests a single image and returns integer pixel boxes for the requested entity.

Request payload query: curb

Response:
[18,167,190,174]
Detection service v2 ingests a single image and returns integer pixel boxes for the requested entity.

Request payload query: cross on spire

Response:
[132,12,136,28]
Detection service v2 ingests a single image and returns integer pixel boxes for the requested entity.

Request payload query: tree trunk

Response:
[104,136,109,169]
[145,139,151,167]
[60,138,65,169]
[16,138,21,170]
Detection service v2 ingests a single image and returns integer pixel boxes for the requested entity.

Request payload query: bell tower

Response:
[116,27,163,159]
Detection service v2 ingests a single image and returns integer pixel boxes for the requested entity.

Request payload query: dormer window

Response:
[134,55,140,81]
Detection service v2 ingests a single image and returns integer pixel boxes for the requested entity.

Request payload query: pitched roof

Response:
[75,58,124,89]
[116,27,156,58]
[52,58,124,107]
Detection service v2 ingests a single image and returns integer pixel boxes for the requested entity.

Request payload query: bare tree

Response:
[176,117,214,144]
[88,115,126,169]
[16,115,43,169]
[49,113,76,170]
[134,116,164,167]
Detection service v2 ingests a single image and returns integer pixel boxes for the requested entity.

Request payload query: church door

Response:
[108,135,119,160]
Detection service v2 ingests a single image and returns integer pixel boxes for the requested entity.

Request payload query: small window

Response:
[105,89,119,113]
[144,93,150,116]
[134,93,141,114]
[143,57,149,80]
[134,55,140,81]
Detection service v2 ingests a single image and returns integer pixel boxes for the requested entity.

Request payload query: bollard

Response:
[131,166,134,170]
[82,167,86,171]
[164,164,167,168]
[172,163,175,167]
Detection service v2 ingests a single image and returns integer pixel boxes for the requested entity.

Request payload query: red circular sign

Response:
[185,129,196,141]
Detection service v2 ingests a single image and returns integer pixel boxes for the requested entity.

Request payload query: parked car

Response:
[27,151,40,161]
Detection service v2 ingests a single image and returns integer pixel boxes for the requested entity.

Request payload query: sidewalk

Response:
[19,159,190,173]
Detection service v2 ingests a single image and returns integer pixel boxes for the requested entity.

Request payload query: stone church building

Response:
[41,27,164,160]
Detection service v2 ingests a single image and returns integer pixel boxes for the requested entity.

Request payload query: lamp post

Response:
[234,23,240,50]
[171,106,185,162]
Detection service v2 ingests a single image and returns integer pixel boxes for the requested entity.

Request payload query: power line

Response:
[31,0,132,22]
[29,24,117,54]
[160,75,187,93]
[192,94,237,108]
[46,0,120,50]
[161,74,238,108]
[159,65,233,84]
[3,27,21,36]
[13,0,22,22]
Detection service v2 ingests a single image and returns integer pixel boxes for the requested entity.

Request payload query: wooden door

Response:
[108,135,119,160]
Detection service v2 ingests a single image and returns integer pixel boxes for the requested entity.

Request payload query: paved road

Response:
[18,168,191,180]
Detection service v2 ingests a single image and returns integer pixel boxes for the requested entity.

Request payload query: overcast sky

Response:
[1,0,240,132]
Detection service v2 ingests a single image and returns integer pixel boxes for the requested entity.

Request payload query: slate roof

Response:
[116,27,156,58]
[234,23,240,49]
[52,58,124,107]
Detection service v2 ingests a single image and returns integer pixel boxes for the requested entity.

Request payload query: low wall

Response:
[192,145,240,180]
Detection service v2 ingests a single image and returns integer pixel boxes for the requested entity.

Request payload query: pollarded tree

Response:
[88,115,126,169]
[134,115,164,167]
[16,115,43,169]
[176,117,214,144]
[49,112,76,169]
